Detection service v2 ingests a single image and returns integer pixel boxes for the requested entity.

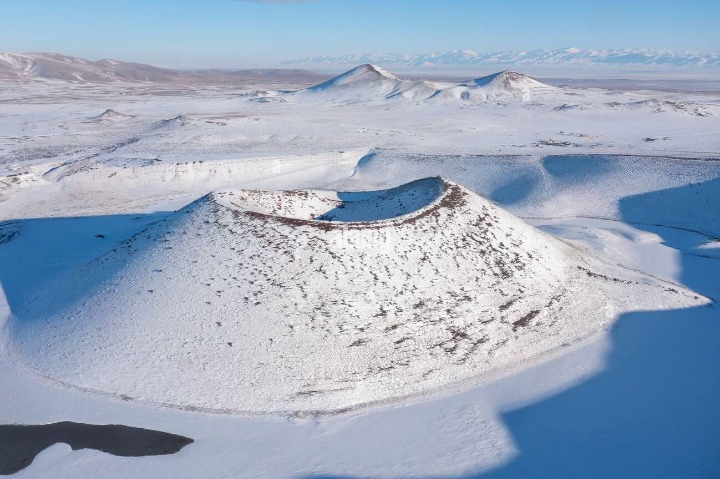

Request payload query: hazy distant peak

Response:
[285,48,720,69]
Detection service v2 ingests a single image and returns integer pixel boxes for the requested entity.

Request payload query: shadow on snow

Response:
[0,212,168,320]
[301,178,720,479]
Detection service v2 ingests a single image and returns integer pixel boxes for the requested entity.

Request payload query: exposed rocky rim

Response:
[213,176,456,230]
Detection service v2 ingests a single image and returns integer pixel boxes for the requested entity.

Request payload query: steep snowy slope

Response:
[10,178,702,413]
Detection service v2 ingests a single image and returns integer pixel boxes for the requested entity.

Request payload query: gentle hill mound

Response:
[10,178,703,413]
[86,109,134,122]
[428,71,555,102]
[466,70,552,90]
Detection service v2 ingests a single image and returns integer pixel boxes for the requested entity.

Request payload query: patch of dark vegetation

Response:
[498,298,517,311]
[0,422,193,475]
[295,386,352,398]
[536,139,577,147]
[577,266,636,285]
[513,310,540,331]
[0,222,21,244]
[431,326,488,363]
[295,390,322,397]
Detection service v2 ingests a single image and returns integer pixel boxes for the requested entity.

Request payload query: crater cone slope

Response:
[10,178,702,413]
[299,64,443,102]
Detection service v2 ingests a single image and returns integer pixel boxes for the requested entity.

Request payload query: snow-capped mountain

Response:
[285,47,720,69]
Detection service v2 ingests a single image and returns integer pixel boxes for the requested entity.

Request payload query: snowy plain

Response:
[0,65,719,477]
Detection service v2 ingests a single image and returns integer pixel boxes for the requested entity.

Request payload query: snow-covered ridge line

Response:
[285,47,720,68]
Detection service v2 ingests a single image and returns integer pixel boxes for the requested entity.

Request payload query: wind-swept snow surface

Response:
[10,179,702,413]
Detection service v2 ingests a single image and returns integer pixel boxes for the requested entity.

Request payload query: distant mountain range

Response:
[3,50,717,86]
[284,48,720,69]
[0,52,326,84]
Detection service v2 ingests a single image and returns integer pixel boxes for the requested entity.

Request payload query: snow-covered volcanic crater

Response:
[10,178,703,414]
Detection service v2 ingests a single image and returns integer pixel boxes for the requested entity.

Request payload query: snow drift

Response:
[10,178,703,413]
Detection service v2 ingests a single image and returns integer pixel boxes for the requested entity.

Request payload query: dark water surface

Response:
[0,421,193,475]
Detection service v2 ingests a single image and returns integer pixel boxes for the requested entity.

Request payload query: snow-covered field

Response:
[1,66,719,477]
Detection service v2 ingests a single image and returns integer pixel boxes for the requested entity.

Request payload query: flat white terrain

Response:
[0,64,719,478]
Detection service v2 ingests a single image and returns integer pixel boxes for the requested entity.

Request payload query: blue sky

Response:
[1,0,718,68]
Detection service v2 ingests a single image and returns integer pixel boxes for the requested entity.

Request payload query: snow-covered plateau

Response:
[0,63,719,478]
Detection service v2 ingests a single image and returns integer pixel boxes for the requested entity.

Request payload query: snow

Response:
[0,66,719,477]
[11,177,700,413]
[285,48,720,71]
[310,64,401,88]
[296,66,556,103]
